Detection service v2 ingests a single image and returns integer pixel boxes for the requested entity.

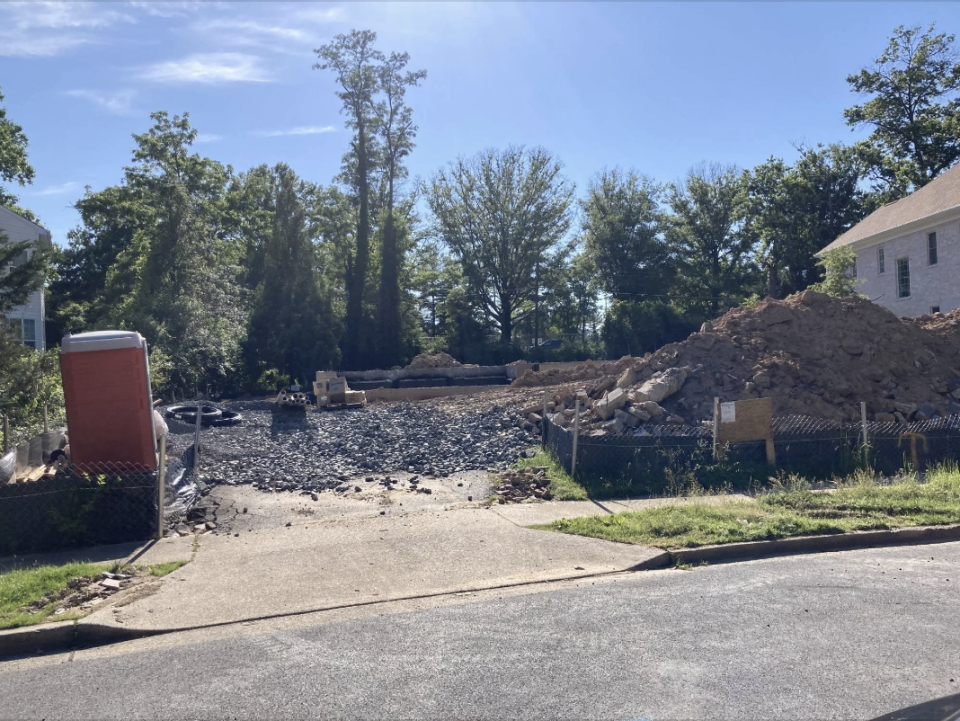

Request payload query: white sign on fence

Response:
[720,402,737,424]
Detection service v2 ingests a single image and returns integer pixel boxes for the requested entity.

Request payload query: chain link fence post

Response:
[861,401,869,468]
[542,389,549,450]
[572,398,580,480]
[157,434,167,540]
[194,402,202,467]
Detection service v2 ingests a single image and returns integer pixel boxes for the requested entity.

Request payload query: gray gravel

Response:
[171,401,537,494]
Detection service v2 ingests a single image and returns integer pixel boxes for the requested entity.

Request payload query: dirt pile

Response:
[535,291,960,433]
[406,352,463,370]
[513,358,632,387]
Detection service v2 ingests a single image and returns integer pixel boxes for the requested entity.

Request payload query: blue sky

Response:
[1,1,957,245]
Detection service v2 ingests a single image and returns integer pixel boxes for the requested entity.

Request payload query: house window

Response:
[928,232,938,265]
[897,257,911,298]
[932,306,941,314]
[850,257,857,278]
[877,247,885,274]
[10,251,28,267]
[21,319,36,349]
[6,318,36,349]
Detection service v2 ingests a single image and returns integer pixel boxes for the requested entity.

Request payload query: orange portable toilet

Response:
[60,331,157,471]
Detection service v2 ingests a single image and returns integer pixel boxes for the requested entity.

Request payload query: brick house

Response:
[1,205,52,351]
[820,163,960,317]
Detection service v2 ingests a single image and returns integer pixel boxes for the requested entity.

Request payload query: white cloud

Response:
[34,181,81,196]
[128,1,211,18]
[4,1,133,30]
[252,125,336,138]
[64,89,137,115]
[295,6,347,24]
[0,34,91,57]
[195,18,309,42]
[194,133,224,144]
[137,52,270,83]
[0,2,133,57]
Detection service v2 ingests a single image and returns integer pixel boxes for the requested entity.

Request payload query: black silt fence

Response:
[543,413,960,498]
[0,466,159,557]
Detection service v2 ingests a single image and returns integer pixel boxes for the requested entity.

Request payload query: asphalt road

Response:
[2,543,960,720]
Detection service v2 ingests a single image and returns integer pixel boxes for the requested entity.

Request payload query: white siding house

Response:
[820,163,960,317]
[1,205,52,351]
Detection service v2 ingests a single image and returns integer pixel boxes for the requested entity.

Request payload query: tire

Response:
[164,405,223,425]
[211,410,243,427]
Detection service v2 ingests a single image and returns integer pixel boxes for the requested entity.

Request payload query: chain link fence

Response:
[0,461,160,556]
[0,408,210,556]
[543,412,960,498]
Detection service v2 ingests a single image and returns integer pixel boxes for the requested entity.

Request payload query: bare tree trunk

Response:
[343,121,370,369]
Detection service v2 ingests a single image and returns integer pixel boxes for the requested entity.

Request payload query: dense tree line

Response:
[2,24,960,403]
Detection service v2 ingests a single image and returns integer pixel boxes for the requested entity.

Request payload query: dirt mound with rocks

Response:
[537,290,960,434]
[513,358,632,387]
[406,352,463,370]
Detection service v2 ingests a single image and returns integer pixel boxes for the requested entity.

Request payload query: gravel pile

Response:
[178,401,537,494]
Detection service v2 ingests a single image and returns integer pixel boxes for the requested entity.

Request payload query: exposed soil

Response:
[516,291,960,429]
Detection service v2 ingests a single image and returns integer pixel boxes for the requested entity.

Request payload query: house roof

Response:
[0,205,50,235]
[821,162,960,253]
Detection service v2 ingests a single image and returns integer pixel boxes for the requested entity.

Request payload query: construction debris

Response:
[536,291,960,433]
[494,466,554,503]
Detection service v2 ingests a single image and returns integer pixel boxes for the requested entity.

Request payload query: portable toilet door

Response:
[60,331,157,471]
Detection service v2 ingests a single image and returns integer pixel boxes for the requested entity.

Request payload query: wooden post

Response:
[2,413,8,454]
[542,389,549,449]
[861,401,869,468]
[572,399,580,480]
[43,404,49,433]
[712,397,720,461]
[157,434,167,540]
[194,402,202,466]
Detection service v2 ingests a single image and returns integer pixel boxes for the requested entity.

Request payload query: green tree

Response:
[666,163,757,318]
[0,228,47,316]
[116,111,245,395]
[246,165,340,386]
[373,51,426,368]
[809,246,861,297]
[580,168,672,300]
[315,30,384,369]
[601,299,697,359]
[0,86,35,210]
[846,24,960,193]
[46,185,147,343]
[426,146,574,346]
[745,144,872,299]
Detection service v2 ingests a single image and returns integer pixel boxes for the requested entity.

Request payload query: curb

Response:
[668,523,960,567]
[0,620,77,659]
[4,524,960,659]
[0,620,161,660]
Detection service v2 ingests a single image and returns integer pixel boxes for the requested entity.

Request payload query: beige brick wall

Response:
[853,215,960,317]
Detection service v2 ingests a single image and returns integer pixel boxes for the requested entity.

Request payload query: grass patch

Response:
[0,562,111,630]
[148,560,189,577]
[539,463,960,549]
[514,449,588,500]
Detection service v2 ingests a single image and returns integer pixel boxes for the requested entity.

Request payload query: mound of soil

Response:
[535,291,960,431]
[407,352,463,370]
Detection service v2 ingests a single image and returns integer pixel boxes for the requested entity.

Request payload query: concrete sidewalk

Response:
[79,504,661,634]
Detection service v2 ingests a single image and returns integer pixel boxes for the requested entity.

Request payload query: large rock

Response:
[633,367,688,404]
[915,402,937,421]
[615,409,640,428]
[637,400,666,417]
[616,366,637,389]
[595,388,628,420]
